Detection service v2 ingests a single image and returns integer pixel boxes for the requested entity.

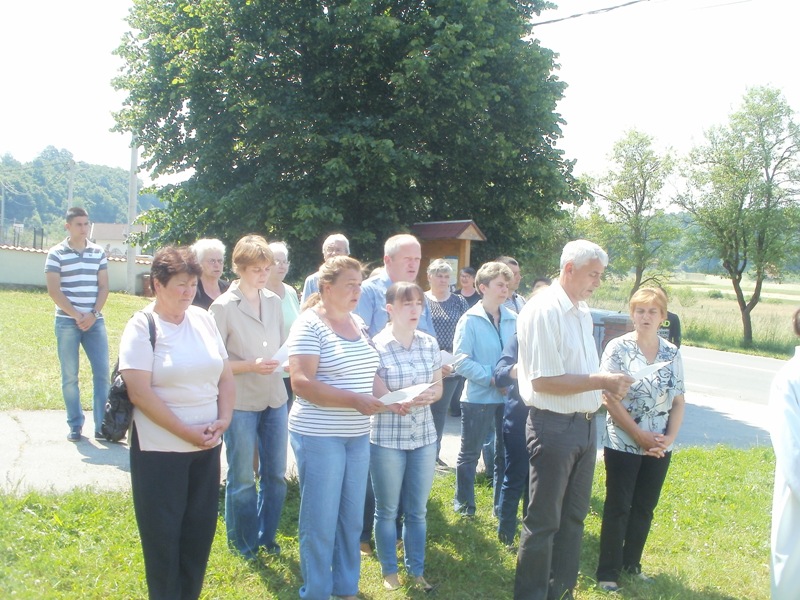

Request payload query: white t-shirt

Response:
[119,305,228,452]
[287,309,379,437]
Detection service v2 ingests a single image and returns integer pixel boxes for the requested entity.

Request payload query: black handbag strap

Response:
[143,311,156,350]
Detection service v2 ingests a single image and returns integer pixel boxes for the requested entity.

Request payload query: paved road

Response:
[0,346,782,495]
[681,345,784,405]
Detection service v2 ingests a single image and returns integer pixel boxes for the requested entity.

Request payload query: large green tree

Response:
[113,0,584,272]
[589,130,678,296]
[678,86,800,346]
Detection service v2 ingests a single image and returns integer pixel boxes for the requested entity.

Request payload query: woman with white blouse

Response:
[372,282,443,592]
[288,256,404,600]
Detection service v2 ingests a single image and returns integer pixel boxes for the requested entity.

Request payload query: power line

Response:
[532,0,653,26]
[531,0,753,26]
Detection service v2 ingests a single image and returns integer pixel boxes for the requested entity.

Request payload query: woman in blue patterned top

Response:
[596,287,686,592]
[425,258,467,460]
[372,282,443,593]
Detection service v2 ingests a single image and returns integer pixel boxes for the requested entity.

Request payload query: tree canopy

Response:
[113,0,585,272]
[585,129,678,296]
[678,86,800,345]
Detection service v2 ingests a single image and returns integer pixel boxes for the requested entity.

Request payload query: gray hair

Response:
[427,258,453,277]
[268,241,289,259]
[560,239,608,271]
[384,233,420,257]
[323,233,349,255]
[191,238,226,263]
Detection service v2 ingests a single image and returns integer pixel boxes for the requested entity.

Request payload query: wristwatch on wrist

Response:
[91,309,102,319]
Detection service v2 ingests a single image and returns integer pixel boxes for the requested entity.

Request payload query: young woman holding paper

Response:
[596,286,686,592]
[371,281,443,592]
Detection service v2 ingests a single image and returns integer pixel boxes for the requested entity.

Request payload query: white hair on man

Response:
[191,238,226,263]
[559,239,608,271]
[322,233,350,256]
[268,241,289,257]
[384,233,420,257]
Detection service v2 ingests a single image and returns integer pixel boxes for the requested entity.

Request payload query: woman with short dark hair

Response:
[120,246,235,600]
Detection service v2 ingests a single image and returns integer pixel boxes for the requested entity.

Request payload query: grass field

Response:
[591,276,800,358]
[0,447,774,599]
[0,287,149,411]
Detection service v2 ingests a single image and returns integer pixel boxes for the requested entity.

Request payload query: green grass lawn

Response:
[0,447,773,599]
[0,287,150,411]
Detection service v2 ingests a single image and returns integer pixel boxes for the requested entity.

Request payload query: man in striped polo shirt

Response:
[45,207,110,442]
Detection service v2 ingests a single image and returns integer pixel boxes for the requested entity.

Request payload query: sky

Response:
[1,0,798,184]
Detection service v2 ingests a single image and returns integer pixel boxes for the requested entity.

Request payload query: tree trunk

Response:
[730,276,753,347]
[629,265,644,298]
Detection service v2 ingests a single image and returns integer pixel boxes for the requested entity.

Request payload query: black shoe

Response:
[94,431,106,441]
[436,457,448,468]
[67,427,82,442]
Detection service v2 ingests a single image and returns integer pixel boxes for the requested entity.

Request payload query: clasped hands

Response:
[75,311,98,331]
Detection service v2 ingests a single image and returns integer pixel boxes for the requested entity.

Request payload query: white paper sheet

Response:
[379,382,436,405]
[440,351,468,366]
[632,361,671,381]
[271,341,290,366]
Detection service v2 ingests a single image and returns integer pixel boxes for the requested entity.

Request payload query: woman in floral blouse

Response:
[596,287,686,592]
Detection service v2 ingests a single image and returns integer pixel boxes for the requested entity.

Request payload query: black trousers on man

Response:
[514,408,597,600]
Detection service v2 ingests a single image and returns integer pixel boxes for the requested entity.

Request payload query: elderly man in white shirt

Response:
[513,240,634,600]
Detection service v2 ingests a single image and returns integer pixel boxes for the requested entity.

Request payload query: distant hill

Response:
[0,146,161,233]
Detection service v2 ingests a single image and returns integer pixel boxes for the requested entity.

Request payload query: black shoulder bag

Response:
[100,312,156,442]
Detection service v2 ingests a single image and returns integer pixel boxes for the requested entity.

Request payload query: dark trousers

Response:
[448,376,465,416]
[514,408,597,600]
[130,425,221,600]
[497,415,530,543]
[596,446,672,582]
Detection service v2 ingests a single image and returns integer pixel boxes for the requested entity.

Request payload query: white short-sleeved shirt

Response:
[288,309,379,437]
[119,305,228,452]
[517,281,602,413]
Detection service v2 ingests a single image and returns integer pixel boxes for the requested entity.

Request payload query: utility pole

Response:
[126,134,139,294]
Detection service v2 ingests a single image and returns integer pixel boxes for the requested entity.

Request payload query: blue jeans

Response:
[290,432,370,600]
[370,442,436,577]
[55,317,109,431]
[224,405,288,558]
[455,402,504,516]
[497,408,530,544]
